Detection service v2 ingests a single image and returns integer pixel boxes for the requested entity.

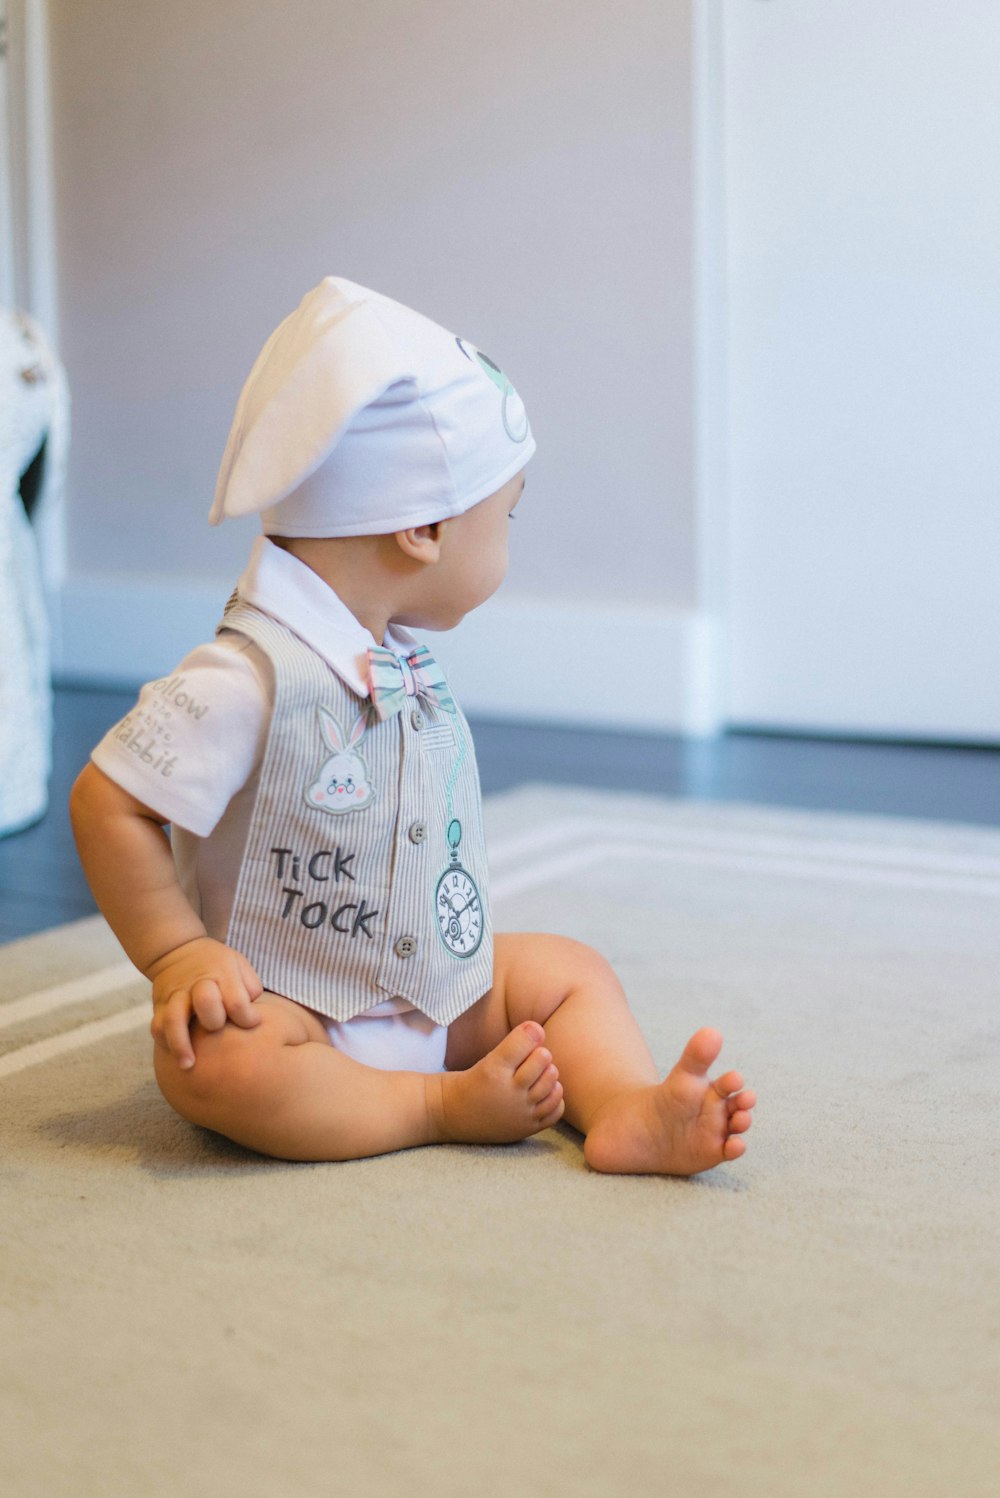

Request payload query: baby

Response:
[70,276,756,1172]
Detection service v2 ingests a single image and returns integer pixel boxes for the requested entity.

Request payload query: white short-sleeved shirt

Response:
[92,535,417,836]
[91,535,423,1017]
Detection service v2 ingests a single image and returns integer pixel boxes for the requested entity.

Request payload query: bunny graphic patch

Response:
[305,706,376,815]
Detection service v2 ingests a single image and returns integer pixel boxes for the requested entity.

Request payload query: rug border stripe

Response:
[4,813,999,1081]
[0,963,138,1030]
[489,817,1000,881]
[0,1004,148,1079]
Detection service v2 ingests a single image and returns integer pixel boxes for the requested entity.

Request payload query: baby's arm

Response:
[69,763,262,1068]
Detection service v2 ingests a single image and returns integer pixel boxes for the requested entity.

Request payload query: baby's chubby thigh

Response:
[152,990,332,1133]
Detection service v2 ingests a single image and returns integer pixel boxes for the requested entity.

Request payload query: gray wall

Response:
[49,0,696,616]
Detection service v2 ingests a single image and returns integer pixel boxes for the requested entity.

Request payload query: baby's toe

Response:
[527,1062,560,1104]
[723,1135,746,1161]
[491,1023,547,1077]
[728,1109,753,1135]
[712,1069,744,1098]
[729,1087,756,1113]
[678,1028,724,1076]
[536,1088,565,1128]
[515,1046,553,1091]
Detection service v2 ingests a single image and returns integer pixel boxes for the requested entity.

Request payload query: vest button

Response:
[408,821,427,844]
[394,935,418,958]
[410,708,425,731]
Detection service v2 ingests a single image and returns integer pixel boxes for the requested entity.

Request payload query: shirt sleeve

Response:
[90,636,269,836]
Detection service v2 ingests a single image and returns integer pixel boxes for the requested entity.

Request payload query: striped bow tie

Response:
[366,645,456,722]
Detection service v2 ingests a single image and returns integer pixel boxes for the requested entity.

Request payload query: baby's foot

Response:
[583,1028,756,1176]
[429,1022,565,1145]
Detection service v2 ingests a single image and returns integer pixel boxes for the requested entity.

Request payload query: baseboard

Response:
[54,572,724,736]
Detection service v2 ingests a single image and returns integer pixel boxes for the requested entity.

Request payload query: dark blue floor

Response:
[2,685,998,943]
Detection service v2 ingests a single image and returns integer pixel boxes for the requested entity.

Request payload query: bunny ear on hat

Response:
[210,279,414,525]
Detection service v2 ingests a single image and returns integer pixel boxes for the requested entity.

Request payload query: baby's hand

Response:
[146,937,263,1069]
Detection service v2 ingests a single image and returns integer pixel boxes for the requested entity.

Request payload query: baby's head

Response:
[210,276,534,545]
[270,462,526,637]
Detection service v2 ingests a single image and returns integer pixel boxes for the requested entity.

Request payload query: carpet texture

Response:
[1,785,998,1498]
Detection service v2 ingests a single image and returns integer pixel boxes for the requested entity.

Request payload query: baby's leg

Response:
[446,934,756,1176]
[153,992,562,1162]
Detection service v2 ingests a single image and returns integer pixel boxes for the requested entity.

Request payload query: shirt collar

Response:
[236,535,417,697]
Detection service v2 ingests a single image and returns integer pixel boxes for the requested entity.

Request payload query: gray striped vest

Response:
[215,600,494,1024]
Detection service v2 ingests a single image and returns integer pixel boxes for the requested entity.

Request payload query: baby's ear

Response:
[394,522,442,564]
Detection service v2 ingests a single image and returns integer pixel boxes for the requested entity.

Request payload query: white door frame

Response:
[0,1,16,305]
[692,0,731,732]
[2,0,63,597]
[3,0,57,335]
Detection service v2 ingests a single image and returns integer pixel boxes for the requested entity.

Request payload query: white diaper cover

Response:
[323,999,448,1073]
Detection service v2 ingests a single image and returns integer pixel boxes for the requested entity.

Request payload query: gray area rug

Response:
[2,785,999,1498]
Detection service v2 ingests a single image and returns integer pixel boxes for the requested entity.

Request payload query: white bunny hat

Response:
[210,276,535,537]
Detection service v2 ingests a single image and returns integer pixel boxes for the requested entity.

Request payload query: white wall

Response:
[721,0,1000,743]
[46,0,715,732]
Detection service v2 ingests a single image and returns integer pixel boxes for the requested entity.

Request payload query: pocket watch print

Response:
[435,818,484,958]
